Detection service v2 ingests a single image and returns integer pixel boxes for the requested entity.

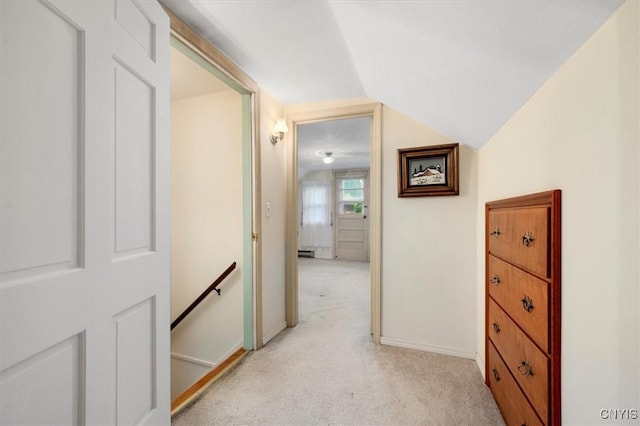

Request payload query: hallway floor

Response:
[172,258,504,425]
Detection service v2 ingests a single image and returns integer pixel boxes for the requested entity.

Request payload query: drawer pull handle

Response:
[518,360,534,377]
[489,275,500,284]
[521,231,534,246]
[490,227,501,237]
[492,322,500,334]
[492,368,500,382]
[521,295,534,312]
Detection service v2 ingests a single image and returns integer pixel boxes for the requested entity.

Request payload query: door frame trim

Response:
[163,7,264,349]
[285,103,382,343]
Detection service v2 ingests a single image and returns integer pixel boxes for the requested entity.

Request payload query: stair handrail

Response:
[170,261,237,331]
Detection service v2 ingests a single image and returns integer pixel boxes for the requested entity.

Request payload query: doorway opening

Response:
[285,104,382,342]
[296,117,371,324]
[168,31,258,405]
[297,117,371,262]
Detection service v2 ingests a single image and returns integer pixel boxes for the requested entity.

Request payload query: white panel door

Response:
[0,1,170,424]
[335,172,369,262]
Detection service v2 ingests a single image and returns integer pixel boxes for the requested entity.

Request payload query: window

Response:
[337,178,364,215]
[302,184,330,225]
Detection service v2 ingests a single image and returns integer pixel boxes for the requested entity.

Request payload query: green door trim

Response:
[241,94,254,349]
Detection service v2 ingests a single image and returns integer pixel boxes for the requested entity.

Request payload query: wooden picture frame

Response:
[397,143,459,197]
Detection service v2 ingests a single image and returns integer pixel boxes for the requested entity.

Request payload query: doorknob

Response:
[363,215,367,219]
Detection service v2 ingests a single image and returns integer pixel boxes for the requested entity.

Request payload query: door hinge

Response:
[252,233,258,241]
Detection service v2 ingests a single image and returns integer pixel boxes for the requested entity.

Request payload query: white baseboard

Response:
[171,340,244,369]
[476,352,485,379]
[170,352,215,368]
[263,321,287,345]
[380,336,476,360]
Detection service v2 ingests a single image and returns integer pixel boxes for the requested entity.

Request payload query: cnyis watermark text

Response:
[600,408,639,420]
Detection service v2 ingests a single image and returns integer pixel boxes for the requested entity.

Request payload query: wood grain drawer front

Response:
[488,207,549,277]
[488,342,544,426]
[488,255,549,353]
[488,299,549,422]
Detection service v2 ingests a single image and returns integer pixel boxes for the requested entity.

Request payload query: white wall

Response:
[476,2,639,423]
[381,106,479,358]
[259,89,288,344]
[170,90,244,399]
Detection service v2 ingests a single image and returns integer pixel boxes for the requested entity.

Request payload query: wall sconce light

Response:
[270,119,288,144]
[322,152,335,164]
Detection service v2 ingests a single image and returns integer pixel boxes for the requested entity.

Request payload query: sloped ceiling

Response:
[161,0,623,148]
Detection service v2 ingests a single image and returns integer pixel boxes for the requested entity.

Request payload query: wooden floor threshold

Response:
[171,347,249,416]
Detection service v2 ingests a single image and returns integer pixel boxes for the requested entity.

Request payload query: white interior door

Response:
[334,172,369,262]
[0,1,170,424]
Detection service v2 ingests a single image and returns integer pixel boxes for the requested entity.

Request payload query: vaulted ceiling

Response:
[161,0,623,149]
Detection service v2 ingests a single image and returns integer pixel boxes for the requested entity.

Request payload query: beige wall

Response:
[477,1,639,423]
[170,90,245,399]
[381,106,479,357]
[259,89,288,344]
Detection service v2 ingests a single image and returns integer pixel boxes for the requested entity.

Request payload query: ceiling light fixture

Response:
[322,152,334,164]
[270,119,288,144]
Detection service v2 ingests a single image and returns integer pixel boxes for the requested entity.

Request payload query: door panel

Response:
[0,1,170,424]
[335,172,369,261]
[0,0,83,281]
[115,298,156,425]
[0,334,84,425]
[114,60,155,256]
[115,0,155,57]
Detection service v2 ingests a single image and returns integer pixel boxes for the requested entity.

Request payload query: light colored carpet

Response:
[172,258,504,425]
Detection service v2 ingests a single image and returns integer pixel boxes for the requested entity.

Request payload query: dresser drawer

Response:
[488,255,549,352]
[488,207,549,277]
[488,342,544,426]
[488,299,549,422]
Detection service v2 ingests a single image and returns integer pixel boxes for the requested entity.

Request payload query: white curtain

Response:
[300,180,332,248]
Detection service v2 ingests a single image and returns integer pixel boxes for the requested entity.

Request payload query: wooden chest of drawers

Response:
[485,190,561,425]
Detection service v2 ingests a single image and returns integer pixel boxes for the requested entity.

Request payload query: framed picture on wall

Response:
[397,143,459,197]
